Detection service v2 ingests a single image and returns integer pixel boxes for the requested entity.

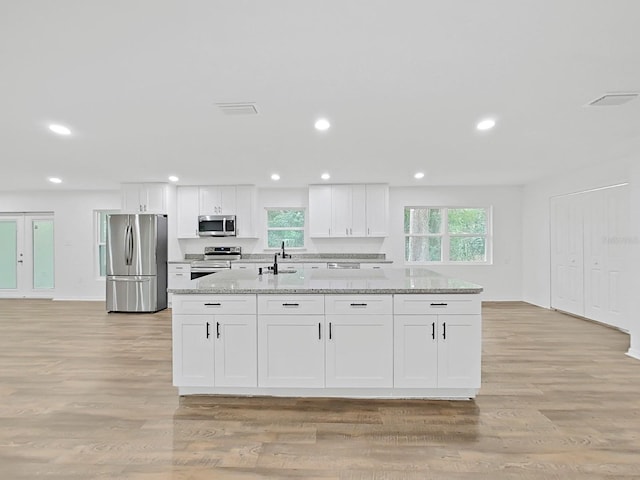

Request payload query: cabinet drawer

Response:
[325,295,392,315]
[173,295,256,314]
[258,295,324,315]
[169,263,191,273]
[394,295,480,315]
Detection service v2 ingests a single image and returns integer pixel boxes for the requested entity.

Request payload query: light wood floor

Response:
[0,300,639,479]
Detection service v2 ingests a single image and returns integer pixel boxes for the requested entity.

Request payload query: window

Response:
[266,208,305,249]
[96,210,117,277]
[404,207,491,264]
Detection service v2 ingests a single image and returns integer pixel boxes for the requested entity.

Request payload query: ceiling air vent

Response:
[216,102,258,115]
[587,93,638,106]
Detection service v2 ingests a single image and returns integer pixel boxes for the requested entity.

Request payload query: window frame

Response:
[264,207,306,251]
[95,210,118,279]
[404,206,493,265]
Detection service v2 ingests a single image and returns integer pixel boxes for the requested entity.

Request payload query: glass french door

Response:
[0,214,55,297]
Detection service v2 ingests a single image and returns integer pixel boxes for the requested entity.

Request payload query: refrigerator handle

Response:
[123,225,130,265]
[128,224,134,266]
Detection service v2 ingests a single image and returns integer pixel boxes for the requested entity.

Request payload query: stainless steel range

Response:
[190,246,241,280]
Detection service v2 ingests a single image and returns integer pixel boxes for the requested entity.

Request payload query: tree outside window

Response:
[266,209,305,249]
[404,207,490,264]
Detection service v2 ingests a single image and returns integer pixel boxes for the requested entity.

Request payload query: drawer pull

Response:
[282,303,299,307]
[350,303,368,307]
[430,303,448,307]
[204,303,221,307]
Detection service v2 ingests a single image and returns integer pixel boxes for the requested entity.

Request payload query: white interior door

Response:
[0,213,55,298]
[550,195,584,316]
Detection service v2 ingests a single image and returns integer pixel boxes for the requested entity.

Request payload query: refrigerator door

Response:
[130,214,158,276]
[106,214,132,276]
[106,275,158,312]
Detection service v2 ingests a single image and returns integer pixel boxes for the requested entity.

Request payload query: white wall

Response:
[387,186,523,301]
[0,189,121,300]
[628,164,640,359]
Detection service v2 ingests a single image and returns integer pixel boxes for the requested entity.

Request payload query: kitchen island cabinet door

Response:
[436,315,481,389]
[214,314,257,387]
[325,314,393,388]
[394,315,438,388]
[258,315,324,388]
[172,315,214,387]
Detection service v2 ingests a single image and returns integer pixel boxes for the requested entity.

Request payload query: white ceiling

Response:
[1,1,640,191]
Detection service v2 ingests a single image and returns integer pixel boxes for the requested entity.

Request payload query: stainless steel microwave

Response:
[198,215,236,237]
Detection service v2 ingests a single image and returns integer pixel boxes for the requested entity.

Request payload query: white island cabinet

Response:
[325,295,393,388]
[170,268,483,399]
[172,295,257,388]
[393,295,481,389]
[257,295,325,388]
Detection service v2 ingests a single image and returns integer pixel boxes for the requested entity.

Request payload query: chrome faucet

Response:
[273,253,279,275]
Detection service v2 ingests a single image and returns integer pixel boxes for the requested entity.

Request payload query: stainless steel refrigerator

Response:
[106,214,168,312]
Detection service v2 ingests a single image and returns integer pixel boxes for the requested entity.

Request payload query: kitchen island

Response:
[169,267,483,399]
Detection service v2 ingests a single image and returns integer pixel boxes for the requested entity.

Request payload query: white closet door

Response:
[583,191,605,321]
[550,195,584,316]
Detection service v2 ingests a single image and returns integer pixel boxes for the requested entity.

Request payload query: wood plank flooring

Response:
[0,299,638,479]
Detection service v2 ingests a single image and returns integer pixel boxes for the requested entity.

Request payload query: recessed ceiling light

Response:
[168,175,179,182]
[476,118,496,131]
[314,118,331,131]
[414,172,425,179]
[271,173,280,181]
[48,177,62,184]
[321,173,331,180]
[49,124,71,135]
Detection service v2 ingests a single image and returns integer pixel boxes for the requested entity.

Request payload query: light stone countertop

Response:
[168,267,483,295]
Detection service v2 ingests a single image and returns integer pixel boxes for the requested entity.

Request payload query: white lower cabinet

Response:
[258,315,325,387]
[393,295,481,389]
[172,295,257,388]
[325,295,393,388]
[257,295,324,387]
[173,293,482,397]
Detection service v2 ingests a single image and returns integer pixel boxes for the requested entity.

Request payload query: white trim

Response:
[626,348,640,361]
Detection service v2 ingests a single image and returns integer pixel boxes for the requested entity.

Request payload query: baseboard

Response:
[626,348,640,361]
[52,297,105,302]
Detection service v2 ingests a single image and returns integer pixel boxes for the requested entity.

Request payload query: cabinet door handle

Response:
[318,322,322,340]
[175,273,184,277]
[329,322,332,340]
[282,303,299,307]
[442,322,446,340]
[216,322,220,339]
[432,321,435,340]
[430,303,448,307]
[206,322,210,339]
[350,303,367,307]
[204,303,221,307]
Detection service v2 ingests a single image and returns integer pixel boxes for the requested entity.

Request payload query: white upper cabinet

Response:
[176,185,258,239]
[235,185,258,238]
[365,184,389,237]
[309,184,388,238]
[308,185,333,237]
[176,186,199,238]
[121,183,168,214]
[199,186,237,215]
[331,185,366,237]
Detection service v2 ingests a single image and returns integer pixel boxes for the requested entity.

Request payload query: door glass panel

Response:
[0,221,18,289]
[32,220,55,289]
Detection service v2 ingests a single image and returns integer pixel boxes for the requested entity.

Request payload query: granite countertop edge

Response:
[168,287,483,295]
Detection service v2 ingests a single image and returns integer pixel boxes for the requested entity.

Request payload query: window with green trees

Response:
[266,208,305,249]
[404,207,491,263]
